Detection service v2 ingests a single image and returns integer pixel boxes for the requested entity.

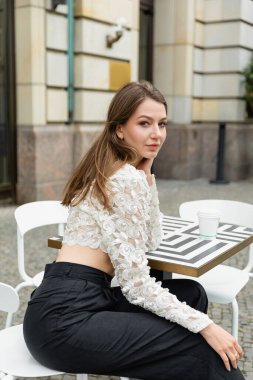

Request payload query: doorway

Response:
[0,0,16,201]
[139,0,154,82]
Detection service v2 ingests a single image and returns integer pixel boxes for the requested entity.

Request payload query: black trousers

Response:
[23,262,245,380]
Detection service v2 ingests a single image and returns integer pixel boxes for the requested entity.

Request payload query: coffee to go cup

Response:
[197,209,220,239]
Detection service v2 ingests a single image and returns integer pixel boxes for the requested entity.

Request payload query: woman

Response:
[23,81,245,380]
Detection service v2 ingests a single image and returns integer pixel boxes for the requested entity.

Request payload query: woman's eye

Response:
[159,121,168,128]
[139,121,150,127]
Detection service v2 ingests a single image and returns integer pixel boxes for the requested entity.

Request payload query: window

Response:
[139,0,154,82]
[0,0,16,201]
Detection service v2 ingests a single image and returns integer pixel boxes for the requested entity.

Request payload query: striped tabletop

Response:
[48,215,253,278]
[147,215,253,277]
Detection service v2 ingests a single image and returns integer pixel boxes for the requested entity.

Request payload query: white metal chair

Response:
[0,281,67,379]
[13,201,130,380]
[173,199,253,340]
[14,200,69,293]
[0,281,129,380]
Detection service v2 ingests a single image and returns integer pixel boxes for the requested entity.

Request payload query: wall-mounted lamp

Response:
[51,0,66,10]
[106,17,127,48]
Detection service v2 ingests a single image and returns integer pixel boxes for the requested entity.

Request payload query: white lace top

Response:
[63,163,212,333]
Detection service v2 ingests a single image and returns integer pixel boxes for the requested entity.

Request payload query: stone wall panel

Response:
[17,125,74,203]
[154,123,253,181]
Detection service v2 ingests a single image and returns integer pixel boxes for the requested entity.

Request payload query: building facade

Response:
[0,0,253,203]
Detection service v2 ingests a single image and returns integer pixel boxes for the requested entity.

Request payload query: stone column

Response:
[16,1,46,202]
[153,0,195,124]
[16,1,74,203]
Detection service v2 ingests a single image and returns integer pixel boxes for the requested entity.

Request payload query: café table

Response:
[48,215,253,278]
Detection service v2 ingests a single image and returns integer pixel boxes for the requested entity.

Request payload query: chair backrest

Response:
[179,199,253,272]
[15,201,69,236]
[0,282,20,328]
[0,283,19,314]
[179,199,253,227]
[15,201,69,283]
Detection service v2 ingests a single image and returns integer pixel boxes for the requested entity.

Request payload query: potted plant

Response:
[243,54,253,119]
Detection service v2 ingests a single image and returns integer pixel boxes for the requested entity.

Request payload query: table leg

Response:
[150,269,172,281]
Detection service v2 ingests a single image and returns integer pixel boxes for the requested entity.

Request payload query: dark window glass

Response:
[139,0,154,82]
[0,0,16,200]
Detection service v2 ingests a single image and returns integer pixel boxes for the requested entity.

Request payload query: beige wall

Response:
[15,0,253,202]
[154,0,195,123]
[15,1,46,125]
[153,0,253,181]
[153,0,253,123]
[15,0,139,202]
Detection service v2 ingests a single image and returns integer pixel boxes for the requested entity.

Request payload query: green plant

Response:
[243,54,253,118]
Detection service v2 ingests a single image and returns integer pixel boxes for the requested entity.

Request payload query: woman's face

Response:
[116,97,167,162]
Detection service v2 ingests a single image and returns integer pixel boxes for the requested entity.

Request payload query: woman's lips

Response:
[146,144,160,150]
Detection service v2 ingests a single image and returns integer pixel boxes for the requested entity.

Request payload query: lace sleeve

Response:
[146,175,163,250]
[101,174,213,333]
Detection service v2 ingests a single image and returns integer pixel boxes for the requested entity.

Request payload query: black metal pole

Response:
[210,123,229,184]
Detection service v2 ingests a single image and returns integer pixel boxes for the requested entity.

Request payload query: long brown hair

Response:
[62,81,167,209]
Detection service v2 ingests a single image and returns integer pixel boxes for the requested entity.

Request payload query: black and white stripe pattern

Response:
[147,217,253,270]
[161,215,193,233]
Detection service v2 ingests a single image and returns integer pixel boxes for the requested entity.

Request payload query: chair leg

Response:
[5,313,13,328]
[76,374,88,380]
[231,298,239,341]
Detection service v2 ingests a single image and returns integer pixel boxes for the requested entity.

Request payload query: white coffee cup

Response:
[197,208,220,239]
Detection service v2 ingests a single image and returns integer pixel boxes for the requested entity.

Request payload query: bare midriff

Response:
[56,243,115,277]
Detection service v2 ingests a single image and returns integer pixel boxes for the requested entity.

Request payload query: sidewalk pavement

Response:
[0,177,253,380]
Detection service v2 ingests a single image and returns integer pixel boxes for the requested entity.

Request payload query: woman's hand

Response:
[136,158,153,175]
[136,158,154,186]
[200,323,243,371]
